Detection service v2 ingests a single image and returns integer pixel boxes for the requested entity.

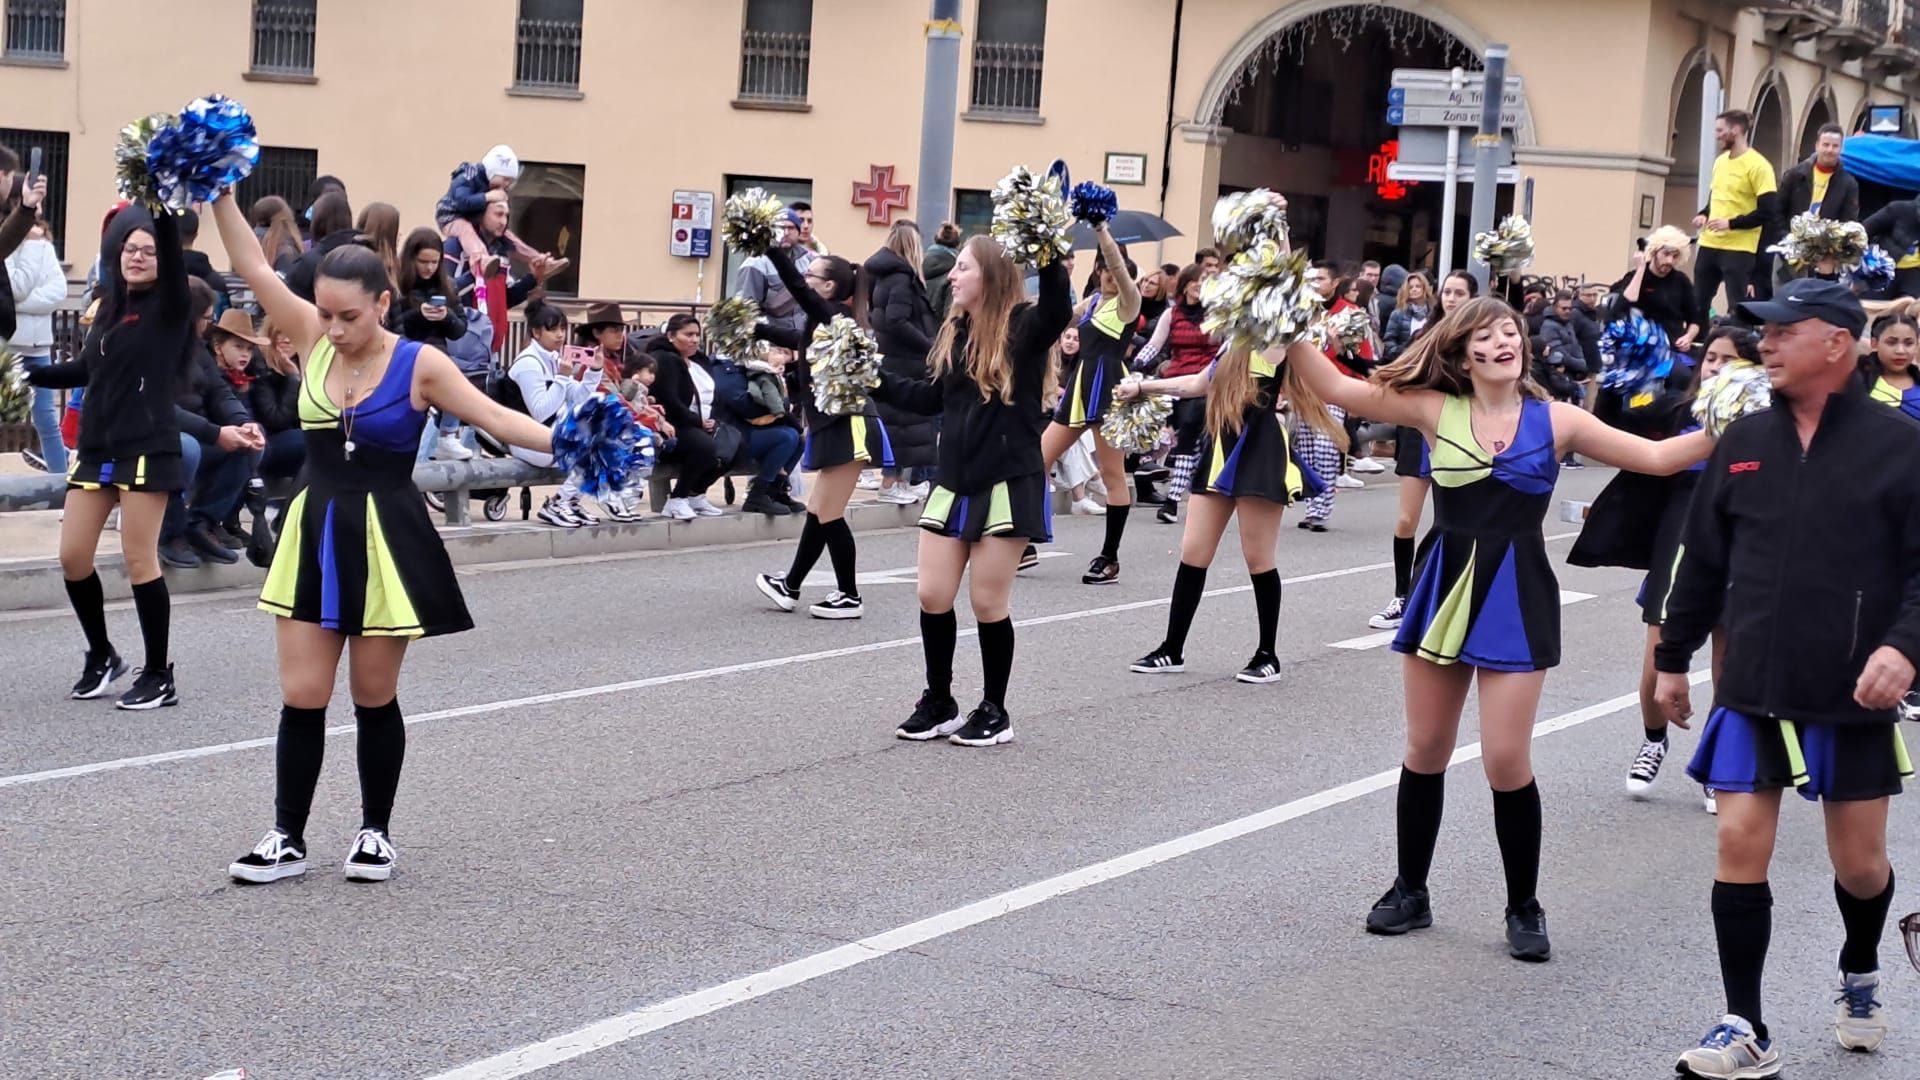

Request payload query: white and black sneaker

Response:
[536,494,582,529]
[566,496,601,526]
[1368,596,1406,630]
[809,591,863,620]
[949,701,1013,747]
[1130,647,1185,674]
[756,572,799,612]
[896,692,963,740]
[22,447,48,472]
[71,649,128,699]
[1626,736,1668,799]
[229,828,308,884]
[343,828,396,882]
[1235,651,1283,684]
[115,665,178,711]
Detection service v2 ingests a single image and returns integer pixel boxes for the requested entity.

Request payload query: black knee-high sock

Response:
[921,609,957,700]
[355,699,406,835]
[1101,503,1129,561]
[978,617,1015,708]
[785,513,826,585]
[1160,562,1208,655]
[64,572,112,655]
[1396,767,1446,890]
[1491,780,1542,910]
[1837,870,1897,975]
[1392,535,1416,598]
[821,517,858,597]
[1713,880,1773,1034]
[129,577,169,671]
[273,704,329,847]
[1250,569,1281,656]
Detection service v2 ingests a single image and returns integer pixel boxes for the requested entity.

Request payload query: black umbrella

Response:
[1069,211,1182,250]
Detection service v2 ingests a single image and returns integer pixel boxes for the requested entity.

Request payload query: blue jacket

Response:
[435,162,491,224]
[445,306,494,378]
[707,355,794,430]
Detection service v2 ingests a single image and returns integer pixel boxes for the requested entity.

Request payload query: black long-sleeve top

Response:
[1656,385,1920,725]
[246,357,302,434]
[1608,265,1699,344]
[173,344,252,443]
[27,210,193,462]
[752,243,875,426]
[393,283,469,356]
[872,260,1073,494]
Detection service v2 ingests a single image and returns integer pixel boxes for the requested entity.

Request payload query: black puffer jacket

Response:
[864,247,939,469]
[246,356,302,435]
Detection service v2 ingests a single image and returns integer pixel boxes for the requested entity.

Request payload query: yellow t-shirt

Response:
[1809,167,1833,215]
[1700,149,1777,254]
[1899,245,1920,271]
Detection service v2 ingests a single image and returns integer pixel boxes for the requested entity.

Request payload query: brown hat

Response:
[210,308,269,347]
[584,302,627,330]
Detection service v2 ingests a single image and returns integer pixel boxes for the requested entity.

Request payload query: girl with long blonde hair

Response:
[1117,334,1346,682]
[870,233,1073,747]
[1288,291,1714,963]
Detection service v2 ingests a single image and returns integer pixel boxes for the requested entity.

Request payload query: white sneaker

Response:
[856,471,881,490]
[1626,737,1668,800]
[662,497,697,521]
[1835,969,1890,1052]
[876,485,920,505]
[565,496,600,525]
[907,481,931,500]
[1349,456,1387,474]
[1334,473,1366,489]
[686,494,725,517]
[1677,1015,1779,1079]
[434,434,475,461]
[1704,787,1719,815]
[536,495,582,529]
[1071,497,1102,516]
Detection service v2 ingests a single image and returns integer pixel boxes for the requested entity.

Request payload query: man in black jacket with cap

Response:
[1657,278,1920,1078]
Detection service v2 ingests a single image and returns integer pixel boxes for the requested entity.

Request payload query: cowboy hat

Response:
[210,308,270,347]
[583,302,627,329]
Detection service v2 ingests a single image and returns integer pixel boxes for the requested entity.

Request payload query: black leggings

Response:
[663,426,724,499]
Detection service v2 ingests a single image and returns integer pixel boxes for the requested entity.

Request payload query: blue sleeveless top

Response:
[299,338,428,455]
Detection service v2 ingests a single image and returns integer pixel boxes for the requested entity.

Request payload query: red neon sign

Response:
[1368,140,1418,201]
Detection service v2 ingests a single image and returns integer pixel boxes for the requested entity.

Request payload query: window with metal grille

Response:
[511,162,586,296]
[0,128,67,248]
[250,0,316,76]
[4,0,64,60]
[970,0,1045,115]
[515,0,582,92]
[738,0,811,104]
[235,146,319,221]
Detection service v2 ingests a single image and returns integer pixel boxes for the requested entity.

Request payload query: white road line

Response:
[1326,589,1597,651]
[0,556,1400,791]
[421,669,1709,1080]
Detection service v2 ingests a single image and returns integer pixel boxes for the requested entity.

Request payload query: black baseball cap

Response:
[1735,278,1868,338]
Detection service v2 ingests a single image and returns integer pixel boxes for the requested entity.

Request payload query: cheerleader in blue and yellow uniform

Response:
[1119,342,1341,683]
[209,190,559,886]
[1287,294,1715,963]
[1864,311,1920,419]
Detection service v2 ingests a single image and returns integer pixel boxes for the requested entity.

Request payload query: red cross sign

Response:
[852,164,911,226]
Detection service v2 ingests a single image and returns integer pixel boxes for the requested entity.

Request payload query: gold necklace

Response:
[1469,402,1522,454]
[340,355,374,459]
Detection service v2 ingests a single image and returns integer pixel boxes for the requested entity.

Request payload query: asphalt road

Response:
[1,466,1915,1080]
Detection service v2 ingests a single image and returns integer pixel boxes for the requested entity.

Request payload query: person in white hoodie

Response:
[499,299,643,525]
[8,219,69,472]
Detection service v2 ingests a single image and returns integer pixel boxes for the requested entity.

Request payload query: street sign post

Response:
[669,190,715,259]
[1388,65,1525,280]
[1386,103,1525,127]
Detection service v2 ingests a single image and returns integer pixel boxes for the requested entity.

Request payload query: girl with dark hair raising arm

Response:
[873,234,1073,746]
[209,190,558,885]
[1285,294,1713,962]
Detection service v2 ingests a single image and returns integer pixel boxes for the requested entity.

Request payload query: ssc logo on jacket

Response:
[1728,460,1761,474]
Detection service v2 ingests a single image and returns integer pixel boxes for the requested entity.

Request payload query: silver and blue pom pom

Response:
[1069,181,1118,226]
[1852,244,1897,293]
[1693,360,1772,437]
[1471,215,1534,276]
[989,165,1073,268]
[705,295,762,361]
[144,94,259,212]
[115,112,176,212]
[1099,377,1173,454]
[1201,240,1322,354]
[1599,310,1680,397]
[628,424,659,474]
[551,395,644,497]
[808,315,884,416]
[1210,190,1289,258]
[723,188,787,257]
[1768,213,1870,272]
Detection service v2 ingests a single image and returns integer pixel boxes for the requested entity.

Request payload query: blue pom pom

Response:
[551,395,643,497]
[145,94,259,212]
[1600,311,1677,396]
[1854,245,1897,293]
[1069,181,1118,225]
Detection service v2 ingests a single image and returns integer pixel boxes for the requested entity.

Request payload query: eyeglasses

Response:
[123,245,157,259]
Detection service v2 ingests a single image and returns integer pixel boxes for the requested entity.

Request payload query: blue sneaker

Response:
[1834,970,1889,1052]
[1676,1014,1780,1078]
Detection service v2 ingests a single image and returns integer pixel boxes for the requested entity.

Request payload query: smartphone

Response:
[26,146,41,185]
[429,294,446,308]
[563,345,596,373]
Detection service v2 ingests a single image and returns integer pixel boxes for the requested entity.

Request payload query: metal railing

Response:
[970,39,1044,115]
[514,16,582,91]
[737,29,810,103]
[1807,0,1846,18]
[1852,0,1892,32]
[250,0,316,76]
[3,0,64,60]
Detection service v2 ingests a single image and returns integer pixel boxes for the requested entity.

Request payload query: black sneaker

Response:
[343,827,396,882]
[1130,647,1185,674]
[1560,455,1585,471]
[756,572,799,612]
[1297,518,1328,533]
[1505,899,1551,962]
[896,692,962,740]
[1082,555,1119,585]
[1365,878,1433,935]
[212,522,248,549]
[1156,499,1178,525]
[949,701,1013,747]
[742,483,793,516]
[70,649,128,699]
[21,447,48,472]
[1017,544,1040,572]
[229,828,308,884]
[1235,651,1282,684]
[115,665,178,711]
[158,537,201,569]
[809,591,863,620]
[186,523,240,564]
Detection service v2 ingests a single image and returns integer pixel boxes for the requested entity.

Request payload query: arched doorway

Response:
[1751,75,1790,167]
[1200,3,1524,271]
[1797,87,1835,160]
[1666,55,1711,228]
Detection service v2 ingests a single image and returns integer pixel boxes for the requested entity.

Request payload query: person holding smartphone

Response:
[393,228,471,462]
[0,145,52,343]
